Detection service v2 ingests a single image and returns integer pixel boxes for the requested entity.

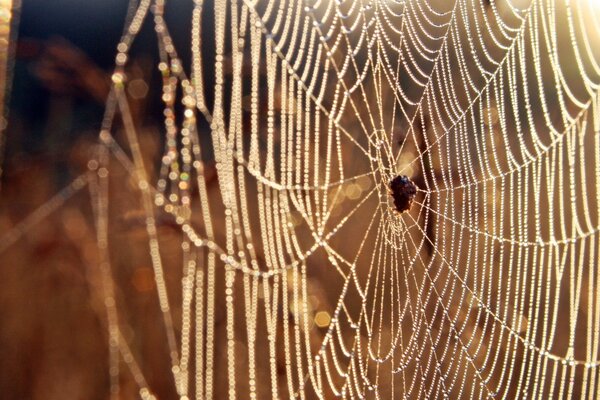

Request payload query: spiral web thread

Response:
[3,0,600,398]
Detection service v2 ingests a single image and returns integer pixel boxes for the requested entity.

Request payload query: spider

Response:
[389,175,417,213]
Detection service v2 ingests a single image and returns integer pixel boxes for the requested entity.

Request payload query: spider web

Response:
[2,0,600,399]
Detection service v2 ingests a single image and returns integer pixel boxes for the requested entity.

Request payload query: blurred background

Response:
[0,1,201,398]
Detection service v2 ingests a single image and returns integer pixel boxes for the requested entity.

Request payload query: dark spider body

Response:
[389,175,417,213]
